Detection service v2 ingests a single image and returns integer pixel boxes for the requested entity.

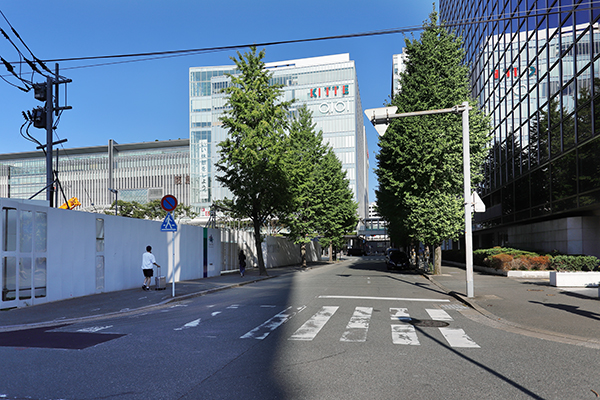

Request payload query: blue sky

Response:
[0,1,436,203]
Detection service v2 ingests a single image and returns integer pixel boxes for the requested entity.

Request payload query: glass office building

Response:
[0,139,190,213]
[189,54,369,220]
[440,1,600,255]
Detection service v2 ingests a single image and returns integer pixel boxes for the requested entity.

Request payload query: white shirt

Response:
[142,252,156,269]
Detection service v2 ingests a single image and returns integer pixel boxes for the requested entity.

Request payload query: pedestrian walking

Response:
[239,250,246,277]
[142,245,160,291]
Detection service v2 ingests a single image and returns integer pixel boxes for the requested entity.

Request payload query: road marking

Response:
[175,318,201,331]
[439,328,480,348]
[340,306,373,342]
[211,311,221,317]
[241,306,304,340]
[227,304,240,309]
[318,295,450,302]
[76,326,113,333]
[426,309,453,321]
[289,306,339,341]
[391,324,420,345]
[390,307,410,320]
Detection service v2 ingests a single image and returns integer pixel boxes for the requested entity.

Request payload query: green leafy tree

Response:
[215,46,294,275]
[375,11,489,274]
[315,149,358,261]
[280,105,358,265]
[280,105,329,267]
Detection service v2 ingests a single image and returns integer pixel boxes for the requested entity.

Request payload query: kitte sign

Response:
[309,85,350,98]
[310,85,351,115]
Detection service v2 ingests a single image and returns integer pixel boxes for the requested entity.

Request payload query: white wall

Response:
[262,236,322,268]
[0,198,222,309]
[0,198,318,309]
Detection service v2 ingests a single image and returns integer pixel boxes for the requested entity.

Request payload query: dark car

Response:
[386,249,410,270]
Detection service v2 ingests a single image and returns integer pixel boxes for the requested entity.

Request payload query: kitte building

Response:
[439,1,600,256]
[189,53,369,220]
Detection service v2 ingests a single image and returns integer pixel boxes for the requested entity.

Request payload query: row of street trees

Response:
[375,12,490,274]
[216,47,358,275]
[106,48,357,276]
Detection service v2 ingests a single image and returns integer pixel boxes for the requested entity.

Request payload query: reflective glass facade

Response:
[189,54,369,220]
[440,0,600,251]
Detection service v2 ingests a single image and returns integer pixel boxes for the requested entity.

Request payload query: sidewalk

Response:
[0,265,305,332]
[425,264,600,346]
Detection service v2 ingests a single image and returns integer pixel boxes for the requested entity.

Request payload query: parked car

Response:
[386,249,410,270]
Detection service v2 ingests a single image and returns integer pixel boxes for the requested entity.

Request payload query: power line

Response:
[28,4,600,67]
[2,4,599,75]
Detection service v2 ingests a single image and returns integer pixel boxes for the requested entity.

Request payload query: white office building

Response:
[189,53,369,220]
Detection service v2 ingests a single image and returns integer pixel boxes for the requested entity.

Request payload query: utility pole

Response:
[29,64,71,206]
[45,74,54,205]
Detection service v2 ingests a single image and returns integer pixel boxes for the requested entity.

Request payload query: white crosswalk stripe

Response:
[340,306,373,342]
[391,324,420,345]
[390,308,420,345]
[241,306,305,340]
[425,309,453,321]
[390,307,410,320]
[181,303,479,348]
[289,306,339,341]
[438,328,480,348]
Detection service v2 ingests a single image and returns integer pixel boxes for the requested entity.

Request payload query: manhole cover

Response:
[397,317,450,328]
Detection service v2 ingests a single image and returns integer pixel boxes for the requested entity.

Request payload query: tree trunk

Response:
[301,242,307,268]
[329,243,333,262]
[253,219,267,275]
[433,244,442,275]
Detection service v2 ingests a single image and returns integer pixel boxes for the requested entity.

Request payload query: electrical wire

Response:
[0,9,53,75]
[20,4,600,69]
[1,4,598,78]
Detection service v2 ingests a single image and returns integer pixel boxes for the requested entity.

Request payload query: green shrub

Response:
[446,247,599,272]
[550,255,600,272]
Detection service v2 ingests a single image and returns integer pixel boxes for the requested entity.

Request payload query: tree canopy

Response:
[375,11,490,273]
[215,48,358,271]
[215,46,294,275]
[281,105,358,265]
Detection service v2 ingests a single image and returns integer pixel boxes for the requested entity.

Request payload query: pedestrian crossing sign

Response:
[161,212,177,232]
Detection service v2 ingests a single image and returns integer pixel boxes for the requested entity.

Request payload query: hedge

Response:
[443,247,600,272]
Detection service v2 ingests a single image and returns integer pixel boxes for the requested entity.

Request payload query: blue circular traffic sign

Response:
[161,195,178,212]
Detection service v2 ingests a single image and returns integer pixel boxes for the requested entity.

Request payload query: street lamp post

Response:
[365,102,478,298]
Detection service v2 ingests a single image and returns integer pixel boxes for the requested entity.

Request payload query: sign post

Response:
[160,195,178,297]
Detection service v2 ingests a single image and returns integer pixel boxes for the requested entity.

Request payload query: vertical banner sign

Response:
[199,140,209,200]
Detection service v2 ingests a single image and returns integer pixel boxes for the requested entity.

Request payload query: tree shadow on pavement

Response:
[529,301,600,322]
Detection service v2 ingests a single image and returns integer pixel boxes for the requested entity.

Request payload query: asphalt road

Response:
[1,257,599,399]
